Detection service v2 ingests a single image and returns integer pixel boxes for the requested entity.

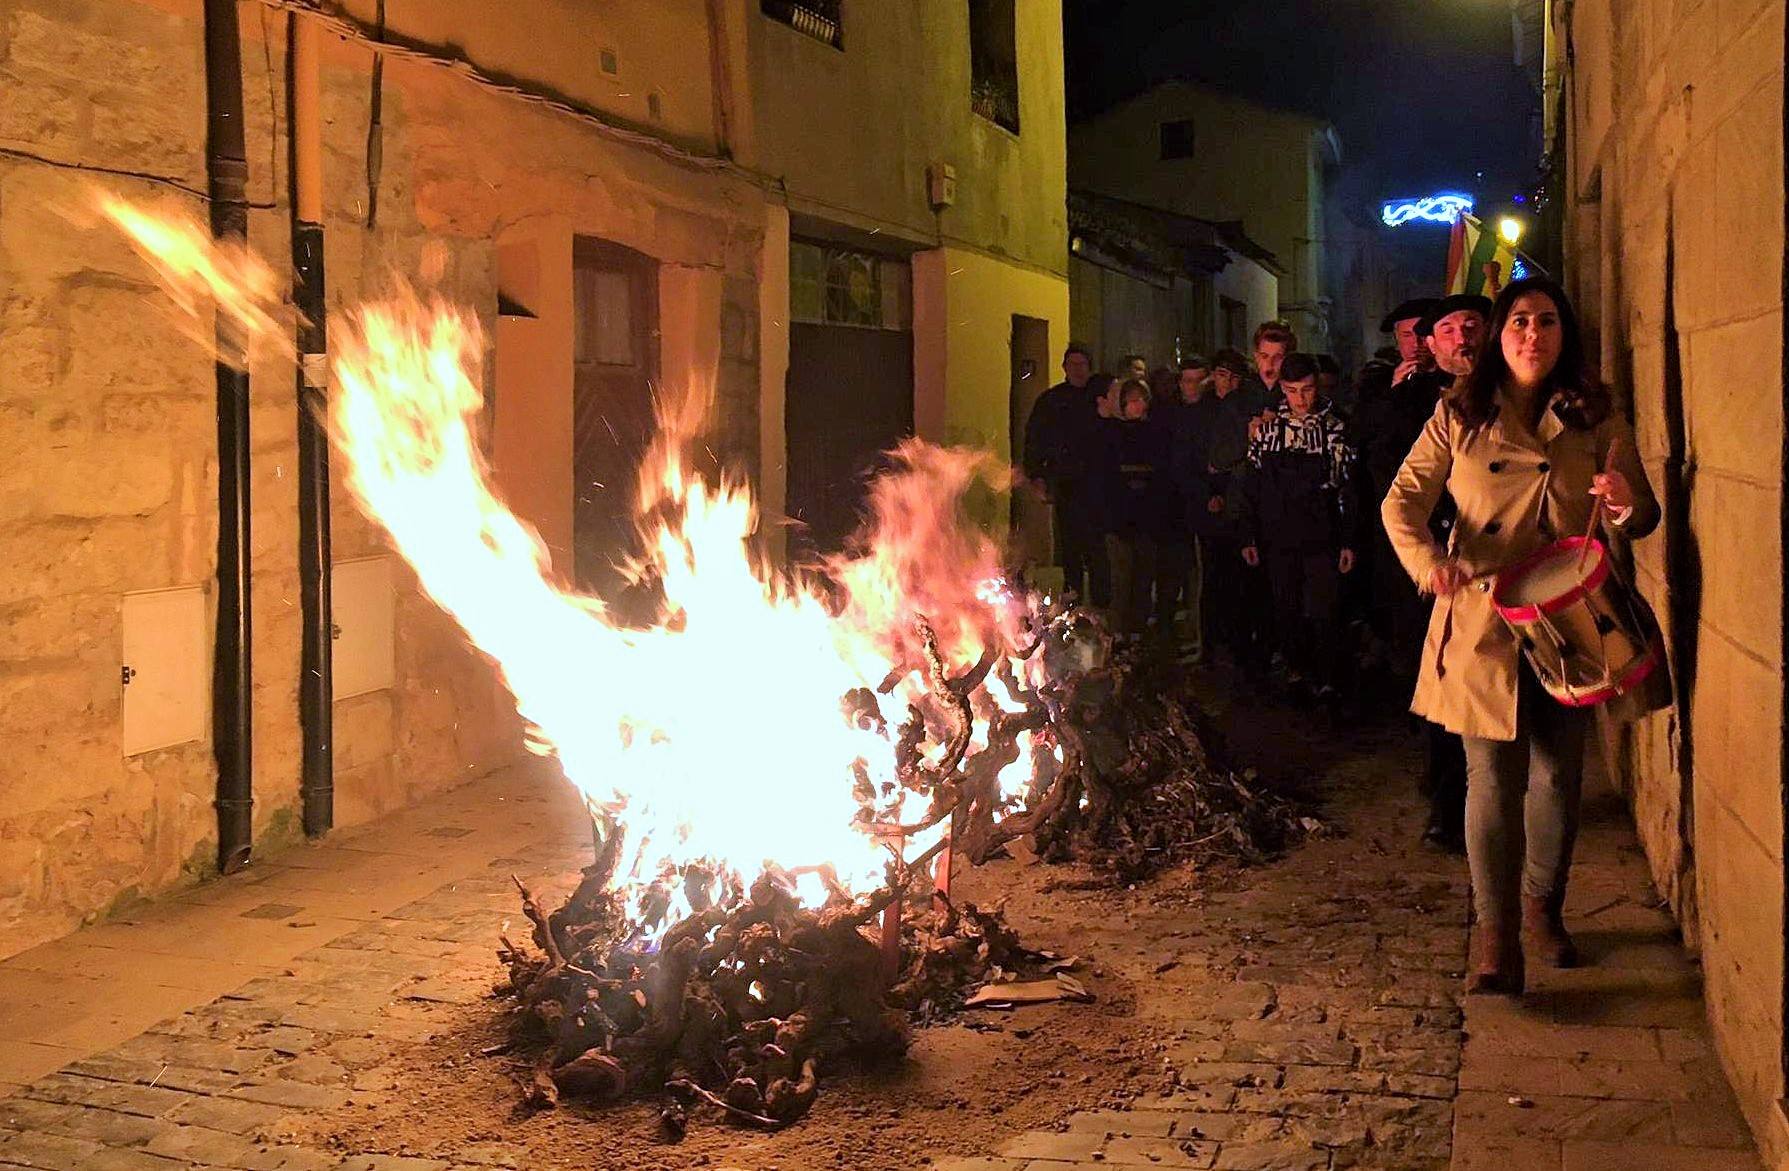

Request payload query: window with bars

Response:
[761,0,842,49]
[969,0,1019,134]
[790,241,910,330]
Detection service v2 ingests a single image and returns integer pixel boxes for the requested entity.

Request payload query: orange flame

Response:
[96,193,289,362]
[102,196,1054,931]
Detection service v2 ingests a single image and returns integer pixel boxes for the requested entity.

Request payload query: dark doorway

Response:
[571,237,658,599]
[1220,294,1247,351]
[1010,314,1052,567]
[783,240,914,557]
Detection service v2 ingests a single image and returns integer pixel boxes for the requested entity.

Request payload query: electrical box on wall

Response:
[926,162,957,211]
[331,556,397,701]
[121,585,208,756]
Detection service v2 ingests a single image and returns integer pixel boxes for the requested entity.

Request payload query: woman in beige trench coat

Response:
[1382,277,1659,994]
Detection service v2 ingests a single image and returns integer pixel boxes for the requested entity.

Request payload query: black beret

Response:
[1417,294,1493,337]
[1211,349,1251,377]
[1380,298,1441,333]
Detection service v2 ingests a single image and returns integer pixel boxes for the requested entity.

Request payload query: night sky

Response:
[1064,0,1541,212]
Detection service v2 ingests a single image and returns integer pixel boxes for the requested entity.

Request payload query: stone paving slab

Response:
[0,717,1765,1171]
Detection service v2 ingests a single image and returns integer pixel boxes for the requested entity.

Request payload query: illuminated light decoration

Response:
[1380,193,1474,228]
[1510,256,1531,281]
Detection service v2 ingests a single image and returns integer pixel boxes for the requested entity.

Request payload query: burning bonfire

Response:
[100,196,1319,1132]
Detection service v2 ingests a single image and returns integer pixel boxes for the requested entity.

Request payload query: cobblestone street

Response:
[0,676,1764,1171]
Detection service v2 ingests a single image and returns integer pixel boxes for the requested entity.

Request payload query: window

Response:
[968,0,1020,134]
[1160,118,1196,161]
[761,0,842,49]
[790,241,910,330]
[574,268,635,365]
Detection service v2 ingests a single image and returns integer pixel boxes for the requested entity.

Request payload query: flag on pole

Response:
[1444,212,1533,295]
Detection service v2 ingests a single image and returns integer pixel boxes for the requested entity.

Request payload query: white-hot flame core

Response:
[329,297,902,896]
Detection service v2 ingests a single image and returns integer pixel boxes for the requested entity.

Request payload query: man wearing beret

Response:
[1398,294,1493,852]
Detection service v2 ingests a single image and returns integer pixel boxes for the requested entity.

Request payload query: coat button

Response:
[1488,460,1505,472]
[1538,461,1551,473]
[1484,520,1503,534]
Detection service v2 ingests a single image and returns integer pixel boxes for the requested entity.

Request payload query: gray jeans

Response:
[1461,669,1591,924]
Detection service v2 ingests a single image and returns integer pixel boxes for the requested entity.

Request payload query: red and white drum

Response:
[1492,536,1662,707]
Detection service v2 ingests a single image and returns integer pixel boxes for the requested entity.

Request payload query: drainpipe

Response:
[291,12,334,837]
[205,0,254,874]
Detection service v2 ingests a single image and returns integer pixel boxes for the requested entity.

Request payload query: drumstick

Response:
[1576,434,1623,571]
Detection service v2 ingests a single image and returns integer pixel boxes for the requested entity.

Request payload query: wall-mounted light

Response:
[1498,216,1526,245]
[1380,193,1474,227]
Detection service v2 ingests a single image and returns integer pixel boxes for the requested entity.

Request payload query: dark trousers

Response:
[1426,721,1468,835]
[1263,545,1341,685]
[1105,532,1168,637]
[1202,536,1270,668]
[1158,539,1199,649]
[1052,487,1110,608]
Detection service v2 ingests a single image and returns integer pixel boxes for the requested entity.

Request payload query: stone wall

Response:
[1562,0,1787,1159]
[0,0,768,958]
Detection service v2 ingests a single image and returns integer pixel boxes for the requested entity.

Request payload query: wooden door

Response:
[785,322,913,557]
[572,237,658,601]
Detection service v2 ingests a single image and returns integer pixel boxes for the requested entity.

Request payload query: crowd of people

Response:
[1020,314,1437,709]
[1024,276,1661,996]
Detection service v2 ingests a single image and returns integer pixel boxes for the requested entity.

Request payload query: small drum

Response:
[1492,536,1662,707]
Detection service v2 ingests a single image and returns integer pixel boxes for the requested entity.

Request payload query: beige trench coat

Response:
[1381,390,1660,741]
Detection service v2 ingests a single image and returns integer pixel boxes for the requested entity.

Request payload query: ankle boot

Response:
[1523,894,1579,968]
[1465,920,1525,995]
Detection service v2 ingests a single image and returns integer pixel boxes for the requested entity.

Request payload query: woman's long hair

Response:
[1450,276,1608,430]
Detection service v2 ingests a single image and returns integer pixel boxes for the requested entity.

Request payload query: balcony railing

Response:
[971,74,1019,134]
[761,0,843,49]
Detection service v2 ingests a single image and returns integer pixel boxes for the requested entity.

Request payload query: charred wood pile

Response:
[500,854,1047,1135]
[496,604,1321,1133]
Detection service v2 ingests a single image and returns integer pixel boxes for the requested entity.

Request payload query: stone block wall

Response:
[1563,0,1786,1159]
[0,0,768,958]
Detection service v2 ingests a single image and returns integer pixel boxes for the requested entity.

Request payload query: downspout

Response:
[291,12,334,837]
[205,0,254,874]
[364,0,385,227]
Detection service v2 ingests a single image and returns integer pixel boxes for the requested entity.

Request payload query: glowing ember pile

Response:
[99,195,1321,1132]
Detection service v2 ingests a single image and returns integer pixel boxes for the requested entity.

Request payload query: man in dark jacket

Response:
[1239,353,1359,699]
[1193,349,1272,670]
[1402,293,1490,851]
[1158,358,1211,656]
[1093,378,1177,641]
[1023,343,1109,606]
[1352,298,1451,663]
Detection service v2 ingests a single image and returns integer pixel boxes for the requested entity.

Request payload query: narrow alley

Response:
[2,0,1786,1167]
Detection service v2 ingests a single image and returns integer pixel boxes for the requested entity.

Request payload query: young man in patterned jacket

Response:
[1239,352,1361,701]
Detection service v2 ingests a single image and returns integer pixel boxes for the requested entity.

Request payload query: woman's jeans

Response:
[1461,669,1591,925]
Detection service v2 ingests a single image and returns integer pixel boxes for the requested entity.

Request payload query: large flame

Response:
[102,195,1053,933]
